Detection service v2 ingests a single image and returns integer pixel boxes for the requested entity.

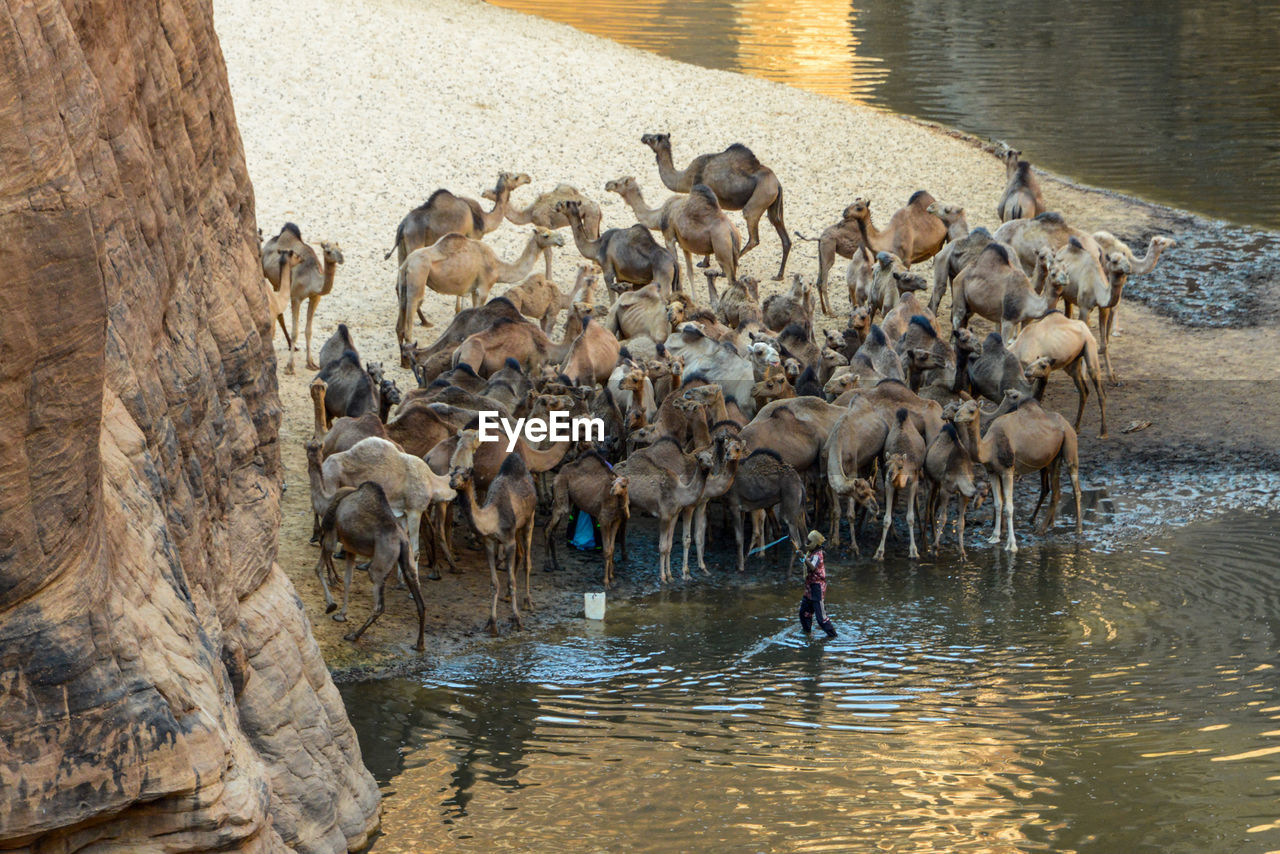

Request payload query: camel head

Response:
[783,357,803,383]
[682,383,722,407]
[365,360,385,386]
[847,477,878,514]
[672,395,699,415]
[893,271,928,294]
[629,424,660,449]
[875,251,904,272]
[618,367,646,392]
[1002,388,1032,410]
[604,176,637,196]
[278,247,302,272]
[610,476,631,518]
[968,476,991,508]
[1104,251,1131,277]
[448,467,473,492]
[736,276,760,300]
[1152,235,1177,252]
[843,198,871,222]
[822,347,849,369]
[640,133,671,153]
[533,226,565,249]
[1024,356,1054,381]
[951,327,982,356]
[926,202,965,225]
[723,436,747,463]
[886,453,914,490]
[748,341,781,369]
[953,399,981,426]
[497,172,531,194]
[319,242,344,265]
[553,199,583,222]
[304,438,323,467]
[908,348,945,372]
[451,428,481,466]
[823,371,858,398]
[822,329,844,350]
[380,377,402,407]
[623,406,646,432]
[309,377,327,403]
[1002,148,1021,166]
[666,301,687,326]
[848,306,871,333]
[752,372,794,401]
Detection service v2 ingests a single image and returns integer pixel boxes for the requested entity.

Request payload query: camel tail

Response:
[399,537,415,584]
[1081,331,1102,379]
[384,219,405,261]
[793,231,819,243]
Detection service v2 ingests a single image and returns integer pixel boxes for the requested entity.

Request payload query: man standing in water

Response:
[798,531,837,638]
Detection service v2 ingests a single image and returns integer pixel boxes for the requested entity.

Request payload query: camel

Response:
[261,224,343,374]
[397,228,563,347]
[614,439,712,583]
[922,423,988,560]
[315,482,427,651]
[681,435,747,576]
[854,325,906,382]
[608,361,657,422]
[663,185,741,300]
[1092,232,1176,277]
[997,149,1047,222]
[320,436,456,561]
[543,453,630,586]
[874,409,927,561]
[605,174,679,230]
[751,367,796,407]
[993,212,1103,277]
[747,340,781,380]
[794,202,869,316]
[399,296,526,369]
[880,276,932,342]
[559,312,622,387]
[312,352,385,428]
[823,409,882,553]
[952,329,1032,403]
[385,171,530,266]
[725,449,808,574]
[951,244,1065,342]
[641,133,790,278]
[716,276,763,329]
[501,263,597,333]
[762,273,814,332]
[663,325,757,416]
[451,316,551,378]
[1089,232,1175,378]
[498,184,601,274]
[450,454,538,635]
[267,248,298,351]
[1012,311,1108,437]
[776,322,821,369]
[447,427,574,498]
[953,397,1082,552]
[847,193,949,271]
[605,283,670,343]
[557,199,678,300]
[741,396,850,476]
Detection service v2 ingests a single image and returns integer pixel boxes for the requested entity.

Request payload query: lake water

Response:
[343,512,1280,851]
[488,0,1280,231]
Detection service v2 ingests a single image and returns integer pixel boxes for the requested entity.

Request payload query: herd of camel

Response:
[258,134,1178,647]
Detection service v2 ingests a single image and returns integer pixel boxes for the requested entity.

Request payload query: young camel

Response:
[666,185,741,302]
[997,149,1047,222]
[559,313,622,387]
[1011,311,1108,437]
[557,199,678,301]
[873,409,926,561]
[953,397,1083,552]
[922,423,988,560]
[641,133,790,279]
[1089,232,1176,377]
[315,482,427,651]
[847,192,949,270]
[397,228,563,348]
[267,247,299,351]
[824,410,881,554]
[261,223,344,374]
[762,273,814,332]
[543,452,630,587]
[502,263,598,333]
[614,439,713,584]
[682,435,748,578]
[725,448,809,575]
[450,454,538,635]
[605,283,671,344]
[794,202,867,316]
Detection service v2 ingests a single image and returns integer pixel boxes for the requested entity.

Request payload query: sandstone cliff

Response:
[0,0,380,850]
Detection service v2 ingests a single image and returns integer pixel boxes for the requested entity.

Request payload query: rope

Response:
[747,534,793,557]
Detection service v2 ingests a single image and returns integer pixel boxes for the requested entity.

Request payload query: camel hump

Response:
[984,242,1012,265]
[907,190,934,207]
[1068,236,1084,250]
[780,322,807,340]
[909,316,936,338]
[940,422,961,445]
[454,362,478,378]
[689,184,719,209]
[724,142,761,168]
[970,226,992,239]
[1034,211,1065,225]
[895,407,909,426]
[419,188,454,210]
[280,222,302,240]
[747,447,784,463]
[983,331,1005,350]
[681,369,711,386]
[498,452,530,480]
[867,324,887,347]
[505,356,522,372]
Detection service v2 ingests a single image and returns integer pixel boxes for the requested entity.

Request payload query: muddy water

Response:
[343,512,1280,851]
[488,0,1280,231]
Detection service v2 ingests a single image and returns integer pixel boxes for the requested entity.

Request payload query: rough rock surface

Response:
[0,0,379,850]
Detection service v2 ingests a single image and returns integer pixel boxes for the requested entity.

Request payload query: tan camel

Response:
[267,247,299,351]
[794,202,868,316]
[614,439,713,583]
[558,199,678,300]
[666,185,741,300]
[922,423,988,560]
[874,409,927,561]
[559,310,622,387]
[993,212,1102,276]
[951,244,1065,342]
[447,427,573,499]
[498,184,601,275]
[278,234,343,375]
[543,453,631,586]
[385,171,530,264]
[1012,311,1108,437]
[501,263,598,333]
[641,133,790,278]
[450,454,538,635]
[997,149,1047,222]
[1092,232,1176,276]
[847,192,949,269]
[605,283,670,343]
[716,275,763,328]
[824,410,881,554]
[449,317,551,378]
[879,274,933,342]
[605,175,679,231]
[682,435,747,577]
[315,481,427,651]
[953,397,1082,552]
[397,228,563,347]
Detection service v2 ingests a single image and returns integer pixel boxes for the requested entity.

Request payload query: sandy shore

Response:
[214,0,1279,672]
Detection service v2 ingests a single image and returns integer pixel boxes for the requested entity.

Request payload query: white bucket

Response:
[584,592,606,621]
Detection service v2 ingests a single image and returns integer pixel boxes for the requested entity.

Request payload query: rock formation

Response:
[0,0,380,850]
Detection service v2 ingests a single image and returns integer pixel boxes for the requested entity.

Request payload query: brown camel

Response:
[450,454,538,635]
[1012,311,1108,437]
[385,171,530,265]
[261,223,344,374]
[559,311,622,387]
[614,438,713,583]
[847,192,949,270]
[681,435,747,577]
[605,283,670,344]
[558,199,678,300]
[641,133,790,279]
[873,409,927,561]
[451,317,552,378]
[716,275,763,328]
[397,228,563,347]
[762,273,814,333]
[502,263,598,333]
[267,247,299,351]
[953,396,1082,552]
[543,452,630,587]
[823,408,882,553]
[922,423,988,560]
[880,275,933,343]
[447,427,573,498]
[315,481,427,651]
[605,175,680,232]
[794,202,869,316]
[665,185,741,301]
[997,149,1047,222]
[951,244,1065,342]
[725,449,808,574]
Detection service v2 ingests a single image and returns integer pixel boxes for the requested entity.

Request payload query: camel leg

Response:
[874,482,895,561]
[304,297,321,370]
[287,298,301,374]
[543,503,566,573]
[1088,361,1109,439]
[522,521,535,611]
[734,507,747,573]
[1098,306,1119,384]
[683,248,696,301]
[1069,462,1083,535]
[826,487,841,548]
[485,542,501,636]
[345,568,386,643]
[930,486,947,556]
[333,552,355,622]
[506,542,524,630]
[314,551,337,613]
[956,496,969,562]
[845,499,862,558]
[1067,362,1088,432]
[1002,471,1017,552]
[765,190,790,280]
[988,475,1004,545]
[602,521,618,588]
[905,480,919,559]
[680,505,696,580]
[404,555,427,652]
[1038,460,1062,535]
[276,314,293,351]
[816,242,835,316]
[1030,469,1051,526]
[740,197,767,259]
